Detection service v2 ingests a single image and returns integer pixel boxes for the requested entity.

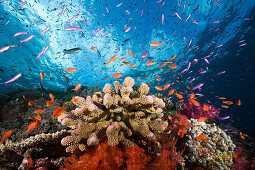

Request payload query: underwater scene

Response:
[0,0,255,169]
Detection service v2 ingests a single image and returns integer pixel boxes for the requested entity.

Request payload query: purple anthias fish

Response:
[141,51,149,59]
[4,73,22,85]
[191,83,203,90]
[219,116,230,120]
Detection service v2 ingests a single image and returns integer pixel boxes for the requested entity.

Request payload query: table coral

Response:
[58,77,168,153]
[184,119,235,169]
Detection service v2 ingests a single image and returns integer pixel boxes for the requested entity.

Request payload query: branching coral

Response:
[184,119,235,169]
[180,101,219,119]
[58,77,168,153]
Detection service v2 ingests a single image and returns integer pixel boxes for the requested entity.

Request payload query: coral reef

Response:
[33,157,66,169]
[184,118,235,169]
[58,77,168,153]
[60,141,184,170]
[180,101,220,119]
[0,130,70,168]
[171,113,192,138]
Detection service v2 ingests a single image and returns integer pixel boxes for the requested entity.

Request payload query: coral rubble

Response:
[58,77,168,153]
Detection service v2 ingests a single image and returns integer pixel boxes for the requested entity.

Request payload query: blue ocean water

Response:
[0,0,254,138]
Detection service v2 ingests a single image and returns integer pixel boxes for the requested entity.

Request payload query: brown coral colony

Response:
[58,77,169,153]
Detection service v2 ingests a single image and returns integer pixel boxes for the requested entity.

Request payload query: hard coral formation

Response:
[0,130,70,168]
[180,101,219,119]
[58,77,168,153]
[184,118,235,169]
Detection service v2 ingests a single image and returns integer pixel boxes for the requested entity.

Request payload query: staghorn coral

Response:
[0,130,70,168]
[184,118,235,170]
[58,77,168,153]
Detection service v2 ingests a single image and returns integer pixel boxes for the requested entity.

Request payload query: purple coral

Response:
[180,101,219,119]
[34,157,65,170]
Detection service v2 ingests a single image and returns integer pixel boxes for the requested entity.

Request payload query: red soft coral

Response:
[231,147,249,170]
[171,113,191,138]
[124,145,151,170]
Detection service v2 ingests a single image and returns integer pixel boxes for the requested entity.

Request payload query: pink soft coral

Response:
[180,101,219,119]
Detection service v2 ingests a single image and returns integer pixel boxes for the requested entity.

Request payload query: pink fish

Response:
[173,12,182,20]
[0,1,8,4]
[116,2,124,7]
[61,6,67,15]
[184,14,191,23]
[65,27,81,31]
[17,1,27,8]
[101,33,111,38]
[40,26,51,36]
[30,20,35,27]
[4,20,10,25]
[66,9,80,23]
[182,4,185,13]
[36,45,49,59]
[204,58,209,64]
[105,6,109,12]
[83,16,88,26]
[141,9,143,16]
[162,14,164,26]
[4,73,22,85]
[125,27,131,32]
[20,35,35,43]
[126,10,130,15]
[160,1,165,8]
[156,0,162,3]
[212,20,220,24]
[187,39,192,49]
[0,46,10,53]
[94,28,104,35]
[239,43,246,47]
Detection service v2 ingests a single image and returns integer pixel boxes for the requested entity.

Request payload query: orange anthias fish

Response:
[221,105,229,108]
[196,134,208,141]
[72,96,78,102]
[168,115,172,122]
[169,54,176,61]
[163,83,170,90]
[111,73,122,78]
[177,129,184,138]
[34,115,42,121]
[25,120,40,134]
[197,117,208,122]
[150,42,162,47]
[65,68,77,72]
[72,83,81,91]
[145,61,155,66]
[218,97,226,100]
[169,64,177,69]
[1,130,14,144]
[129,49,134,56]
[168,89,175,96]
[123,62,130,65]
[190,93,196,99]
[176,93,184,100]
[189,99,200,106]
[40,72,44,81]
[130,64,136,69]
[240,132,245,140]
[46,100,56,107]
[155,86,164,91]
[34,109,45,114]
[105,60,114,65]
[119,57,127,60]
[49,93,54,101]
[223,101,233,105]
[203,104,210,111]
[236,99,241,106]
[232,152,238,159]
[91,46,95,50]
[52,105,66,119]
[28,101,36,107]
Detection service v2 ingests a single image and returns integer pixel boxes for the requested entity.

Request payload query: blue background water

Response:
[0,0,254,136]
